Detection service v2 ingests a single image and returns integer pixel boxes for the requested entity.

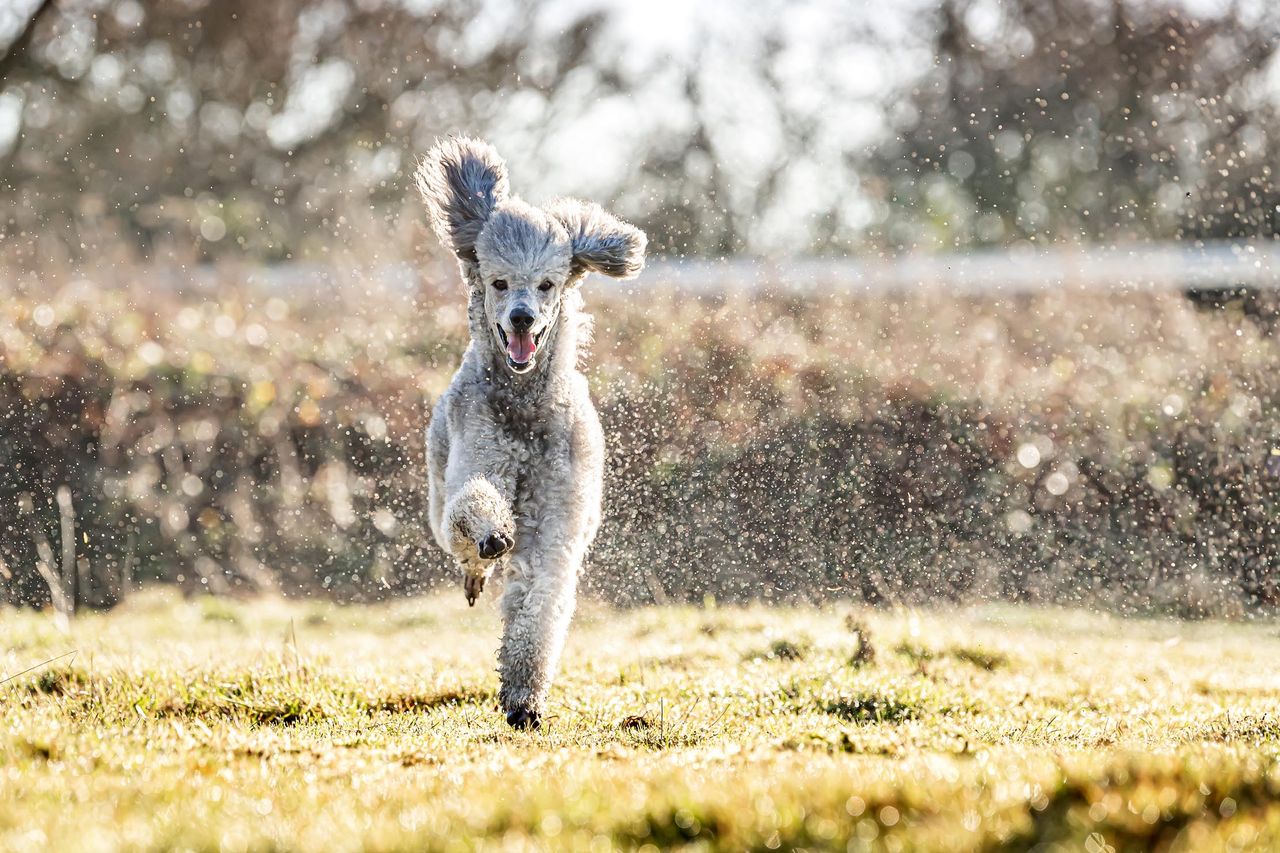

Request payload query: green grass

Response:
[3,591,1280,851]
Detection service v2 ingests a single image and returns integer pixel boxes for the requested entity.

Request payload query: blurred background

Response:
[1,0,1278,616]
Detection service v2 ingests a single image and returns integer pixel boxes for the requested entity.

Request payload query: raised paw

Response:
[464,572,486,607]
[477,531,514,560]
[505,706,541,730]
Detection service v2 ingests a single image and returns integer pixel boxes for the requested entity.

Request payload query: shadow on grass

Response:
[744,638,811,662]
[820,693,919,724]
[896,642,1009,671]
[365,686,492,714]
[24,668,90,696]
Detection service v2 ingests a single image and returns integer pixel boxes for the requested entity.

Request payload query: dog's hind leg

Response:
[496,406,604,728]
[496,543,581,730]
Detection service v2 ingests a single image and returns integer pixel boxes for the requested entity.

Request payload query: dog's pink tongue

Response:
[507,330,536,363]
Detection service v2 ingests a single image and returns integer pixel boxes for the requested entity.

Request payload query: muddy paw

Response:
[464,572,487,607]
[505,706,541,730]
[477,531,514,560]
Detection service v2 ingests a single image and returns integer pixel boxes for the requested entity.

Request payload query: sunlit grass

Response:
[3,590,1280,851]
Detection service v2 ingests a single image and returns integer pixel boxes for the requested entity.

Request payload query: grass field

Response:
[3,591,1280,851]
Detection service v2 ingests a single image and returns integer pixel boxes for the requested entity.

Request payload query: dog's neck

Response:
[462,275,590,411]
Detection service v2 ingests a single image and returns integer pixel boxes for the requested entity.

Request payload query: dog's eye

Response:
[491,279,508,291]
[539,280,554,292]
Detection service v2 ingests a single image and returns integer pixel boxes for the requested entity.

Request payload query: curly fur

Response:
[416,137,645,729]
[415,136,510,261]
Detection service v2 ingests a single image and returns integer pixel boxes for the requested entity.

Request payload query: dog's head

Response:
[416,137,646,375]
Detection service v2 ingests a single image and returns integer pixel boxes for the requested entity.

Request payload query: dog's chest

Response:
[489,406,570,508]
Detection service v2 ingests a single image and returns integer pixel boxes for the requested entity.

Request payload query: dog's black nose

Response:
[509,309,535,332]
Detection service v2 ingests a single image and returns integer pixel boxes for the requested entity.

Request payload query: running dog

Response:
[416,137,646,729]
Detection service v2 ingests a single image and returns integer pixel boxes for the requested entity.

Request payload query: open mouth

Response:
[496,325,548,373]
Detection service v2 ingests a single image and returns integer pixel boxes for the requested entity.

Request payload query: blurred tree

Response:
[3,0,1279,261]
[0,0,894,262]
[0,0,619,263]
[865,0,1280,251]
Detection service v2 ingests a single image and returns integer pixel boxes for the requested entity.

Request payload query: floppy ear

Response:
[415,136,509,261]
[546,198,647,280]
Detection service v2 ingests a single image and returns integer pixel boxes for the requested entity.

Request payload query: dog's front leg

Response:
[443,475,516,605]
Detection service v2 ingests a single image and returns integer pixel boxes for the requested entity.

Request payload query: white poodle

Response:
[415,137,646,729]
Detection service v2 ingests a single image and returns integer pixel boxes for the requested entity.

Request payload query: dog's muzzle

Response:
[496,325,548,373]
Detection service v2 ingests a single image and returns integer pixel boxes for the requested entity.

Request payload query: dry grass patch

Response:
[2,593,1280,850]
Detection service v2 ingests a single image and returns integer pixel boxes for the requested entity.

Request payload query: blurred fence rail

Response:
[649,242,1280,296]
[138,241,1280,297]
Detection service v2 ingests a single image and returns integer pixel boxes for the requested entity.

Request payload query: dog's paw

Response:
[505,706,541,730]
[464,572,487,607]
[477,531,514,560]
